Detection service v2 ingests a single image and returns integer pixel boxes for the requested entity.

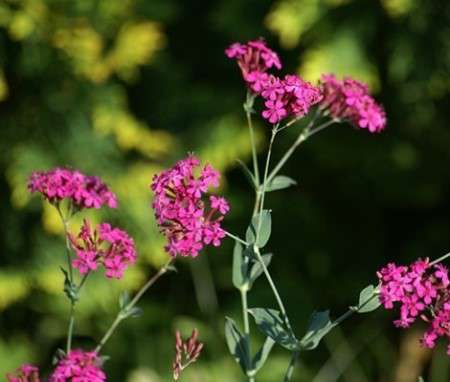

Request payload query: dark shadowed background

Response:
[0,0,449,380]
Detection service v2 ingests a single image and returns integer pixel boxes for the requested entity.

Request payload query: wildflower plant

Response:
[6,38,450,381]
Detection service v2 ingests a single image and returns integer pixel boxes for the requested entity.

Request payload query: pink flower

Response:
[378,258,450,354]
[210,196,230,214]
[319,74,386,132]
[225,38,282,79]
[28,168,117,210]
[69,219,137,279]
[262,99,287,124]
[49,349,106,382]
[151,155,230,258]
[7,364,40,382]
[245,71,269,93]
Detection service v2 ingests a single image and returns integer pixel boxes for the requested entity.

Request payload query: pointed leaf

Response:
[119,291,130,310]
[299,310,333,350]
[357,285,381,313]
[249,308,299,351]
[232,242,248,289]
[252,336,275,372]
[248,254,272,288]
[124,306,143,318]
[266,175,297,192]
[246,210,271,248]
[225,317,251,372]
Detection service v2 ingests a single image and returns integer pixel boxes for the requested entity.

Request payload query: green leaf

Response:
[252,336,275,372]
[248,253,273,288]
[60,266,78,303]
[119,291,130,310]
[418,377,425,382]
[123,306,143,319]
[166,264,178,273]
[232,242,248,289]
[249,308,299,351]
[357,285,381,313]
[265,175,297,192]
[246,210,272,248]
[52,348,66,365]
[237,159,257,188]
[224,317,251,372]
[299,310,333,350]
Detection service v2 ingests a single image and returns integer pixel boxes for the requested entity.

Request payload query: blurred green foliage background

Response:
[1,0,450,380]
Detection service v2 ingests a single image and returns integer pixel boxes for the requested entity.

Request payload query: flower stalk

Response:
[95,258,174,353]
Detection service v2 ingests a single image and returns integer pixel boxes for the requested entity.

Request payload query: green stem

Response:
[245,92,260,187]
[254,246,293,333]
[430,252,450,266]
[240,287,255,382]
[253,126,293,332]
[255,127,277,237]
[224,230,249,246]
[283,351,300,382]
[95,258,174,353]
[66,304,75,354]
[56,204,78,353]
[266,119,335,186]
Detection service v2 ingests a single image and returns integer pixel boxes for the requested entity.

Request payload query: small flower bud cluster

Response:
[377,259,450,354]
[28,168,117,210]
[151,154,230,258]
[320,74,386,132]
[6,364,40,382]
[172,329,204,381]
[226,39,321,124]
[69,219,137,279]
[49,349,106,382]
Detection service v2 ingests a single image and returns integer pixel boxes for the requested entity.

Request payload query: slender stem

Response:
[95,258,174,353]
[255,127,277,236]
[241,288,250,336]
[66,304,75,353]
[430,252,450,266]
[56,204,78,354]
[254,246,293,332]
[79,273,90,289]
[283,351,300,382]
[277,116,302,133]
[245,92,260,187]
[241,287,255,382]
[252,126,293,332]
[56,205,74,282]
[224,230,249,246]
[266,119,335,185]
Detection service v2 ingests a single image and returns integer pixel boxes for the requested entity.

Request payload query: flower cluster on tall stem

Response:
[378,258,450,354]
[49,349,106,382]
[319,74,386,132]
[69,219,137,279]
[151,154,230,257]
[28,168,117,210]
[6,364,40,382]
[226,39,322,124]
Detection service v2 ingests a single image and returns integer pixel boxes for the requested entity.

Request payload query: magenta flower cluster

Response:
[69,219,137,279]
[320,74,386,132]
[49,349,106,382]
[226,39,322,124]
[377,259,450,354]
[28,168,117,210]
[6,364,40,382]
[151,155,230,258]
